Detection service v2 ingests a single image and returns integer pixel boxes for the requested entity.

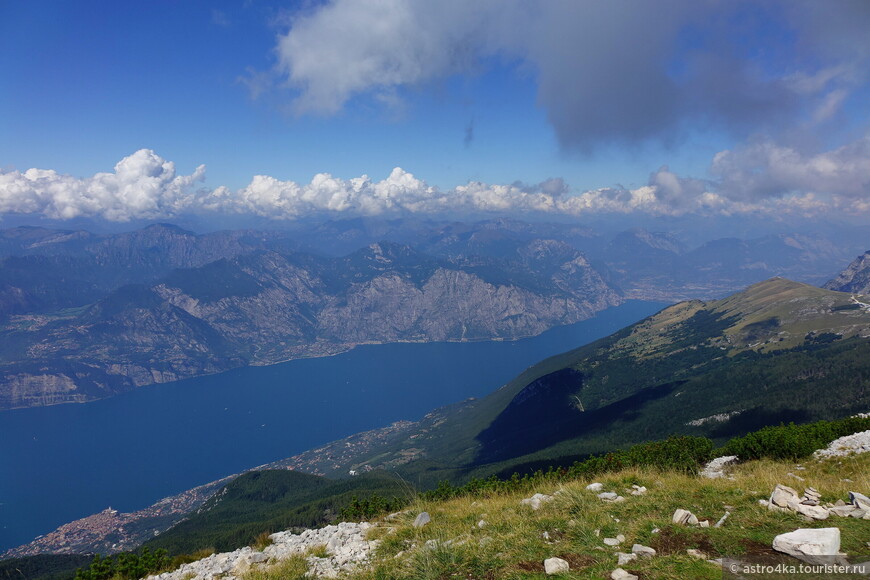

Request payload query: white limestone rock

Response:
[610,568,638,580]
[544,557,570,574]
[772,527,843,565]
[413,512,431,528]
[672,508,699,526]
[700,455,739,479]
[521,493,554,510]
[631,544,656,557]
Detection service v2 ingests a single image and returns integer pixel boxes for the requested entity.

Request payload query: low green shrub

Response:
[338,494,406,521]
[74,547,168,580]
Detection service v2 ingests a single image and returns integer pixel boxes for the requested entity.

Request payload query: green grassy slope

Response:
[326,278,870,484]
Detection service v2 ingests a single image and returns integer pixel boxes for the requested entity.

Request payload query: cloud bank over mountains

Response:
[2,143,870,222]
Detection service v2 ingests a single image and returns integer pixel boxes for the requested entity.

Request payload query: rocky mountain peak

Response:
[824,250,870,294]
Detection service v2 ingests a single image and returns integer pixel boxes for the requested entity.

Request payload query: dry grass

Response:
[357,453,870,578]
[243,452,870,579]
[240,554,309,580]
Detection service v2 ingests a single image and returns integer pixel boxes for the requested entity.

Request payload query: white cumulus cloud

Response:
[4,140,870,223]
[0,150,205,221]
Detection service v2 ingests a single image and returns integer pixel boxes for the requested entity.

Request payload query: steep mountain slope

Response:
[0,241,619,410]
[285,278,870,483]
[825,250,870,293]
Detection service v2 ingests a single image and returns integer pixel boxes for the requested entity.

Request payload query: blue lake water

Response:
[0,301,664,552]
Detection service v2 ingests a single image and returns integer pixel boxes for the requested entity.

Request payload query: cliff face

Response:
[0,241,620,410]
[824,250,870,293]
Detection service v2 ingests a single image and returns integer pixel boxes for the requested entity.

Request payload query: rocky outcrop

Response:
[813,429,870,458]
[147,522,378,580]
[825,251,870,293]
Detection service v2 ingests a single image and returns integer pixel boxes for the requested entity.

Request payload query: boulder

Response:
[413,512,431,528]
[544,557,570,574]
[828,505,858,517]
[672,509,699,526]
[586,482,604,492]
[772,528,842,564]
[850,491,870,511]
[610,568,638,580]
[769,484,800,508]
[631,544,656,557]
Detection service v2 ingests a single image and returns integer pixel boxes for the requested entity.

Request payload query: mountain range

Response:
[1,220,863,411]
[6,250,870,561]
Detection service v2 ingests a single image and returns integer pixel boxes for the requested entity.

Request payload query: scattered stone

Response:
[617,552,637,566]
[604,537,622,547]
[631,544,656,558]
[768,484,830,520]
[801,487,822,506]
[630,485,647,496]
[598,491,618,501]
[787,472,806,482]
[772,528,843,565]
[758,499,770,507]
[687,548,707,559]
[610,567,638,580]
[850,491,870,511]
[714,511,730,528]
[413,512,431,528]
[586,482,604,492]
[699,520,710,528]
[544,557,570,575]
[521,493,554,510]
[672,509,699,526]
[477,519,487,529]
[700,455,739,479]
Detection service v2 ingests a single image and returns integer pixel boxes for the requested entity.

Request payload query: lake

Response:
[0,301,664,552]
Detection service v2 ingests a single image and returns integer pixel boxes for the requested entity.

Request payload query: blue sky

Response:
[1,1,869,225]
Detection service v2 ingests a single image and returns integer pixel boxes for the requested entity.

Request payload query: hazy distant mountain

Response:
[0,238,618,410]
[0,220,863,410]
